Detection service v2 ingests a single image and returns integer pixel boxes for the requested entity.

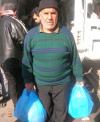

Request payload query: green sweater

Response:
[22,26,83,85]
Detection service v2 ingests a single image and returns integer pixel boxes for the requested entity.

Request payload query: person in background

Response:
[28,7,40,29]
[17,0,40,29]
[22,0,84,121]
[0,2,27,108]
[91,2,100,19]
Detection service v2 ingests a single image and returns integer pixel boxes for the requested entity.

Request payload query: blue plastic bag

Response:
[27,91,47,122]
[14,88,47,122]
[14,89,30,122]
[68,83,94,119]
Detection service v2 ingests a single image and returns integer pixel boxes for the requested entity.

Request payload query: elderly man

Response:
[22,0,83,121]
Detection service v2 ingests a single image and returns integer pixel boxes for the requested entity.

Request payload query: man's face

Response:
[39,8,58,33]
[33,13,40,24]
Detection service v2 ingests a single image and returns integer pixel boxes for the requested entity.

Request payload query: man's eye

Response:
[51,12,56,14]
[44,13,48,15]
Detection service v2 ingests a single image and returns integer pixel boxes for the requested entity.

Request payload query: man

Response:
[17,0,40,29]
[0,2,27,107]
[28,7,40,29]
[22,0,83,121]
[91,2,100,19]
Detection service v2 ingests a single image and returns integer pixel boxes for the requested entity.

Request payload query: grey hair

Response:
[1,3,17,11]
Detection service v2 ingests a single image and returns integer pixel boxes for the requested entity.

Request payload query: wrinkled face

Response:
[39,8,58,33]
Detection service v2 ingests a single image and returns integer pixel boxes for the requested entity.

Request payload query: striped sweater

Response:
[22,26,83,85]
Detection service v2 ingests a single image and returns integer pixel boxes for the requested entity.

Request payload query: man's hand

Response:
[76,81,84,87]
[25,82,36,90]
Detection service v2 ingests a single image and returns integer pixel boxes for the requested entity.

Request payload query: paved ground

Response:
[0,99,18,122]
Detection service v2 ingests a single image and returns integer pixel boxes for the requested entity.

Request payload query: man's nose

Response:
[48,14,52,19]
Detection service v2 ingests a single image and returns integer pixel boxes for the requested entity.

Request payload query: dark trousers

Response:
[37,82,73,122]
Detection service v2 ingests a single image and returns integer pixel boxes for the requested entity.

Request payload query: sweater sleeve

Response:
[22,34,34,83]
[67,30,84,82]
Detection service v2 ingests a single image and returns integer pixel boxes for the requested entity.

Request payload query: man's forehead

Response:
[39,8,57,13]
